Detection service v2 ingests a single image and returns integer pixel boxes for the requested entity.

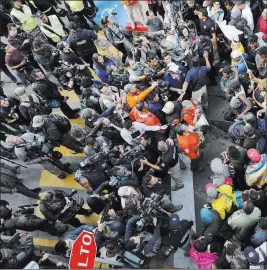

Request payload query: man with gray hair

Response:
[140,140,184,192]
[6,133,67,179]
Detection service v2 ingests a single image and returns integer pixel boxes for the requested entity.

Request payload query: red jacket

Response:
[128,107,160,126]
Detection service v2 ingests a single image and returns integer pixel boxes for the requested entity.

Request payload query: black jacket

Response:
[32,79,64,102]
[201,210,222,244]
[169,220,194,249]
[42,117,63,144]
[0,235,34,269]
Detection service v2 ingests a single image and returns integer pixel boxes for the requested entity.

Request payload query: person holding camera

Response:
[140,140,185,191]
[125,215,161,259]
[142,171,183,212]
[31,69,80,119]
[0,159,41,199]
[0,200,68,237]
[0,233,34,269]
[6,133,67,179]
[39,189,92,227]
[101,16,131,64]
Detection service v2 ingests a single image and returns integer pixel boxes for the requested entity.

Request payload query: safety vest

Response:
[40,15,65,43]
[66,0,84,12]
[10,5,38,31]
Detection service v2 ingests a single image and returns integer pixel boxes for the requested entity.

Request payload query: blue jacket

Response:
[64,225,95,240]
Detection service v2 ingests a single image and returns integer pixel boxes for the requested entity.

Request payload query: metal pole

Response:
[0,156,28,168]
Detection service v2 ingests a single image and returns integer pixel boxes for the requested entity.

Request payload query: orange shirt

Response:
[121,0,138,6]
[128,107,160,126]
[126,87,152,109]
[177,132,200,159]
[182,108,196,126]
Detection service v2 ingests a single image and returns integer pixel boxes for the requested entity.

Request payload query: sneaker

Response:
[73,108,80,113]
[15,81,24,85]
[171,183,184,191]
[199,143,206,148]
[170,204,183,212]
[58,173,67,179]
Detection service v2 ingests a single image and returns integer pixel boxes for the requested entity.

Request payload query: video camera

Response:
[108,69,129,89]
[136,190,165,231]
[14,204,38,216]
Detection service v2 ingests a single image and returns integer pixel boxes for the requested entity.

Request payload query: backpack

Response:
[257,118,267,135]
[223,107,236,122]
[46,115,71,133]
[24,95,52,118]
[228,122,246,141]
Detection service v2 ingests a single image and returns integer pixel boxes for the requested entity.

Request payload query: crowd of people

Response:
[0,0,267,269]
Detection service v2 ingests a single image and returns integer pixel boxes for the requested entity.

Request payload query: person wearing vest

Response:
[10,0,46,42]
[36,12,66,47]
[66,21,97,68]
[175,123,205,172]
[10,0,37,32]
[64,0,97,30]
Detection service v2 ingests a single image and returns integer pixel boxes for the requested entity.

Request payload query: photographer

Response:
[31,69,80,119]
[140,140,185,191]
[0,201,68,237]
[57,41,93,79]
[146,10,164,35]
[0,233,34,269]
[7,132,68,179]
[31,115,83,154]
[101,16,131,64]
[39,189,92,227]
[14,86,52,121]
[125,215,161,259]
[0,160,40,199]
[132,36,158,63]
[81,107,115,129]
[142,171,183,212]
[84,136,110,158]
[75,168,109,194]
[0,96,30,127]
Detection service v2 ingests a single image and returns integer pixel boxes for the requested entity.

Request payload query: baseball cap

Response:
[231,10,242,19]
[124,84,135,93]
[198,35,207,45]
[231,50,242,58]
[32,115,44,128]
[169,214,180,230]
[167,62,178,73]
[230,97,243,109]
[81,108,95,120]
[244,246,260,264]
[14,87,26,97]
[162,101,175,114]
[247,148,261,163]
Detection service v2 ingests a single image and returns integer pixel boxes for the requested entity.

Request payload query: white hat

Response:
[14,87,26,97]
[167,62,179,73]
[162,101,175,114]
[118,186,139,209]
[32,115,44,128]
[231,50,242,59]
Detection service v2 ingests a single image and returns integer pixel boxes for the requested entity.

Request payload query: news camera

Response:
[108,69,129,89]
[136,190,165,231]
